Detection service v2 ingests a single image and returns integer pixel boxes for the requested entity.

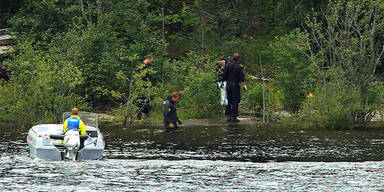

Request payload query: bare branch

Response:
[79,0,90,25]
[372,45,384,77]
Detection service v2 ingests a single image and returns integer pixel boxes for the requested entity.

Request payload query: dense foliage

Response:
[1,0,384,129]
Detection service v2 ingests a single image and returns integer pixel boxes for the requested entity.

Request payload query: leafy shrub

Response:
[243,82,263,116]
[0,42,86,127]
[179,66,222,119]
[297,81,361,129]
[110,59,161,125]
[368,81,384,105]
[242,81,283,121]
[269,30,311,114]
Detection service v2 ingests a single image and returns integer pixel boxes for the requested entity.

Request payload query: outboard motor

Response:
[63,130,80,161]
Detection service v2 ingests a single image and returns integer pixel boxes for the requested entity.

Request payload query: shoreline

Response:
[97,112,384,130]
[97,112,265,127]
[147,117,263,127]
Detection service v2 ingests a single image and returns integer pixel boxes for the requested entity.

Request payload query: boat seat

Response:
[50,135,89,141]
[50,134,64,140]
[54,144,65,148]
[51,135,89,150]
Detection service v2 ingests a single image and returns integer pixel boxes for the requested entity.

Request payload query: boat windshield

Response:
[62,111,98,129]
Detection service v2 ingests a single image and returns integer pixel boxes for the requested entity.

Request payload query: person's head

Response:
[71,108,79,116]
[233,53,240,61]
[217,60,226,68]
[143,56,153,65]
[171,92,180,102]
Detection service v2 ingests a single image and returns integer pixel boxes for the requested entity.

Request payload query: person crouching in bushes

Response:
[164,92,182,132]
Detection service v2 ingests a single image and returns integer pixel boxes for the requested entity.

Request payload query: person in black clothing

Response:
[0,64,10,86]
[141,56,154,82]
[222,53,246,122]
[164,92,182,131]
[137,56,154,120]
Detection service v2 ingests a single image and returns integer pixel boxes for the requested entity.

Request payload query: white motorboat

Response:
[27,111,105,160]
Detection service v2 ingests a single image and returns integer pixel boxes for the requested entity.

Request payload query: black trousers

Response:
[138,100,151,114]
[226,82,240,117]
[137,97,151,119]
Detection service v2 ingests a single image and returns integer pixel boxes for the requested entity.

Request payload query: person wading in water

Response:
[163,92,182,131]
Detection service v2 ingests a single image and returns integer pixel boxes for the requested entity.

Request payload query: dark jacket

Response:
[139,63,151,84]
[222,60,245,83]
[222,59,246,104]
[164,95,179,127]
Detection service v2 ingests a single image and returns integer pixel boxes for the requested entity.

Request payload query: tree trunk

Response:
[200,0,206,57]
[260,56,266,124]
[162,7,165,41]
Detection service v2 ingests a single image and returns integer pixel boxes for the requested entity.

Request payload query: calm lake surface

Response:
[2,122,384,191]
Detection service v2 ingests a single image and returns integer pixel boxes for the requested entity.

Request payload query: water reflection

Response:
[2,123,384,190]
[2,123,384,162]
[2,157,384,191]
[101,124,384,162]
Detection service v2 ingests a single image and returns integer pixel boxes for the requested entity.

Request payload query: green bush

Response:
[158,52,221,119]
[243,82,263,116]
[110,59,162,125]
[298,82,361,129]
[242,80,283,121]
[0,42,86,127]
[269,30,311,114]
[368,81,384,105]
[179,66,222,119]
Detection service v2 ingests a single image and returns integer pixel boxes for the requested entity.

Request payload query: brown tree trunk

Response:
[200,0,206,57]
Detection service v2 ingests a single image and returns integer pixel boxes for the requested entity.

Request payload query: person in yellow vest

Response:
[63,108,86,136]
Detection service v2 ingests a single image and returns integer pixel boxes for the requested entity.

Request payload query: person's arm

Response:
[175,104,181,124]
[79,120,86,135]
[240,67,247,91]
[240,65,246,83]
[63,119,68,133]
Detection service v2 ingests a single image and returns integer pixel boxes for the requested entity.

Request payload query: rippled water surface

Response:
[2,123,384,191]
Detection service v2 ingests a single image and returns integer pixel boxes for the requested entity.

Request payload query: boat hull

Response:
[27,123,104,160]
[28,144,63,160]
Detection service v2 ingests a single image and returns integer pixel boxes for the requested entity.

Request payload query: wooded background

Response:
[1,0,384,129]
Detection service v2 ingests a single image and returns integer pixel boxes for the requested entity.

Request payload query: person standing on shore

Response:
[164,92,182,132]
[216,58,229,109]
[222,53,246,122]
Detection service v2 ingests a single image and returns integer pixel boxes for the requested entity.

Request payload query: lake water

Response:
[2,123,384,191]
